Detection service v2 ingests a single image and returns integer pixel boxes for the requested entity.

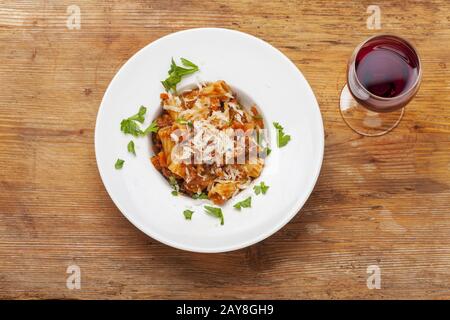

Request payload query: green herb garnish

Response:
[256,130,263,145]
[129,106,147,123]
[169,176,179,196]
[254,182,269,195]
[192,192,208,200]
[169,176,177,186]
[115,159,124,169]
[273,122,291,148]
[176,117,193,127]
[142,120,159,135]
[127,140,136,155]
[120,118,144,137]
[204,205,224,225]
[120,106,158,137]
[183,209,194,220]
[180,57,198,69]
[161,58,199,92]
[233,196,252,210]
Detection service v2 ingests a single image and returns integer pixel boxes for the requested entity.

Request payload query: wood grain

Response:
[0,0,449,299]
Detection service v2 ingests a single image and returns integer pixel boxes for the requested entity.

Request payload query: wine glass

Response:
[339,34,422,136]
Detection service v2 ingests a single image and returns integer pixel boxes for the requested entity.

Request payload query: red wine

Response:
[347,35,421,112]
[355,38,419,98]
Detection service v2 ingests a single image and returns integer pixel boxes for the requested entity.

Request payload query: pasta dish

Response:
[150,80,267,205]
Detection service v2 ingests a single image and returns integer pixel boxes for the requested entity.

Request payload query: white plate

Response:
[95,28,324,253]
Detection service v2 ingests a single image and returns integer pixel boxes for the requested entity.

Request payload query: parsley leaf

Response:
[192,192,208,200]
[142,120,159,135]
[273,122,283,130]
[265,147,272,156]
[169,176,179,196]
[127,140,136,155]
[183,209,194,220]
[120,106,147,135]
[256,130,263,145]
[120,118,144,137]
[128,106,147,123]
[161,58,199,92]
[115,159,124,169]
[233,196,252,210]
[204,206,224,225]
[176,117,193,127]
[120,106,157,137]
[273,122,291,148]
[180,58,198,69]
[254,182,269,195]
[169,176,177,186]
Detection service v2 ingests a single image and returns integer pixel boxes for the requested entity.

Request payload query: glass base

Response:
[339,85,404,136]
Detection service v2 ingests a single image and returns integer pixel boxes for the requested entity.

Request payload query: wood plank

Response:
[0,0,449,299]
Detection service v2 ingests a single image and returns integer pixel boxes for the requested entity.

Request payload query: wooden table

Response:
[1,0,449,299]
